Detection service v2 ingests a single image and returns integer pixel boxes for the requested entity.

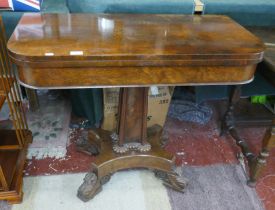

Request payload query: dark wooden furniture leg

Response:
[25,88,39,112]
[222,86,275,186]
[248,120,275,186]
[77,87,187,202]
[222,86,255,160]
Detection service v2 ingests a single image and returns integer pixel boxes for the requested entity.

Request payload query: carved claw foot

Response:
[77,171,112,202]
[76,130,101,155]
[77,171,102,202]
[154,169,188,192]
[100,174,112,185]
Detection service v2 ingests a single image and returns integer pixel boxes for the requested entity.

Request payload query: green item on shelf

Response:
[251,95,267,104]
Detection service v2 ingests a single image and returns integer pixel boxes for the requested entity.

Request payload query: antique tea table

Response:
[7,14,264,202]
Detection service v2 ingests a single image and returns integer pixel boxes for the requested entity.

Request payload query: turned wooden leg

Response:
[248,120,275,187]
[221,85,241,136]
[222,86,275,187]
[222,86,255,160]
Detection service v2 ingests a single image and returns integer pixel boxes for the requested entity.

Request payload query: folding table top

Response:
[8,13,264,68]
[6,14,265,88]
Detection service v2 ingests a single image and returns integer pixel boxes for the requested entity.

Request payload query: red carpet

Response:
[23,101,275,210]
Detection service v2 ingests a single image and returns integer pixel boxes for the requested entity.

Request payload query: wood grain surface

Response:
[7,13,264,87]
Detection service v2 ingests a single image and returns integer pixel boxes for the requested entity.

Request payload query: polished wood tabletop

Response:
[5,14,267,202]
[247,27,275,67]
[7,13,264,88]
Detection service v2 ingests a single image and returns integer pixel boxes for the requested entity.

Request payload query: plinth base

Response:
[77,126,187,202]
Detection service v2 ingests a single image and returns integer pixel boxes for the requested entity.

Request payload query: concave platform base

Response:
[77,126,187,202]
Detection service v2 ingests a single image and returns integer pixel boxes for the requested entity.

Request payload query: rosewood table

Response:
[7,13,264,202]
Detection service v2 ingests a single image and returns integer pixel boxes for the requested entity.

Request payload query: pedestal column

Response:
[77,87,187,202]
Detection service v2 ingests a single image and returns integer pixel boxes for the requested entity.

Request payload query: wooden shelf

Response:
[0,147,26,204]
[0,77,14,96]
[0,96,5,109]
[0,77,15,110]
[0,19,29,204]
[0,130,20,150]
[0,129,30,204]
[0,150,20,191]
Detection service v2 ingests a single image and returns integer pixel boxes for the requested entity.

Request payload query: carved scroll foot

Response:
[100,174,112,185]
[76,130,101,156]
[154,169,188,192]
[77,171,112,202]
[77,171,102,202]
[76,128,183,202]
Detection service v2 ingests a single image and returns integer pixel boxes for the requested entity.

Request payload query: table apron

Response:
[17,65,257,89]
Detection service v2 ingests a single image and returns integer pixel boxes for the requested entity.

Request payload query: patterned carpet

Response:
[4,165,263,210]
[26,90,71,159]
